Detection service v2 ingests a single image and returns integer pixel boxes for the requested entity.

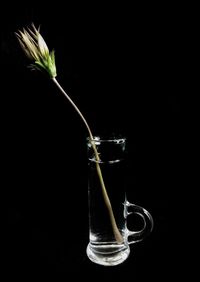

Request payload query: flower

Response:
[15,24,57,78]
[16,24,123,244]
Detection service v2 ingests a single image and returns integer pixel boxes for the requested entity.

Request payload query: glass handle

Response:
[124,200,154,244]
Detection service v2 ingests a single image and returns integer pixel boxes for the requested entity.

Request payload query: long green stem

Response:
[52,77,123,243]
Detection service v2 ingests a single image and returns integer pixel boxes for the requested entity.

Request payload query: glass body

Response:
[86,136,154,266]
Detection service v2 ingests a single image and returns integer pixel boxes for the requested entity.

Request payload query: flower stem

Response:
[52,77,123,243]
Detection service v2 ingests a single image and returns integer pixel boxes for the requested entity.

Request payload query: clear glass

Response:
[86,136,154,266]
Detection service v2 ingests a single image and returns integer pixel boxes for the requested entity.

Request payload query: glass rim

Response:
[86,135,126,143]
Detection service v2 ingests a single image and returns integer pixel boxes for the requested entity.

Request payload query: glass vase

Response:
[86,135,154,266]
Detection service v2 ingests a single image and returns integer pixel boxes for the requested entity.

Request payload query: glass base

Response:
[86,243,130,266]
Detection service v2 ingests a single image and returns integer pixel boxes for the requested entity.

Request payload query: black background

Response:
[2,2,187,280]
